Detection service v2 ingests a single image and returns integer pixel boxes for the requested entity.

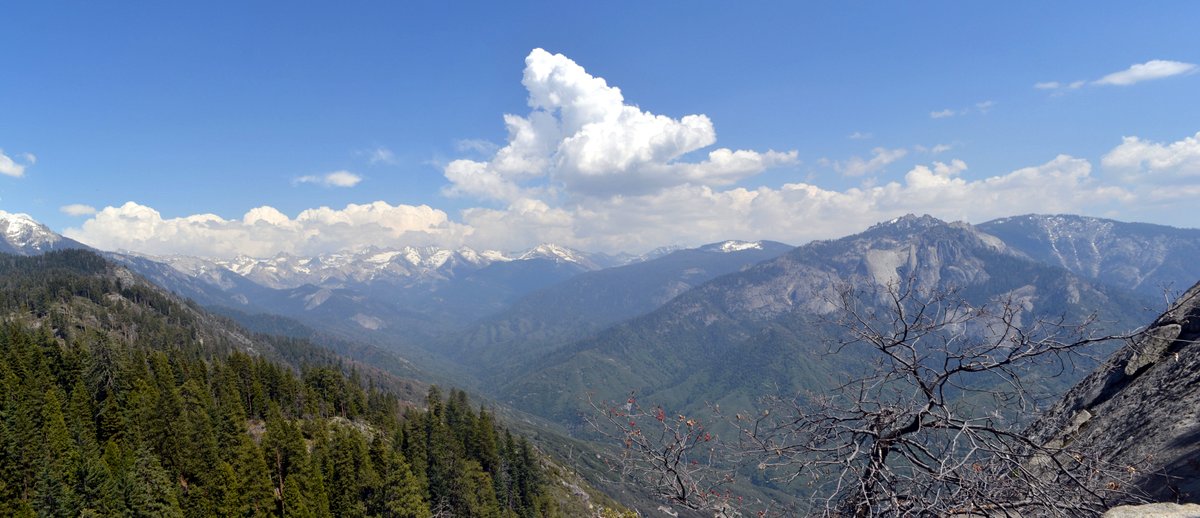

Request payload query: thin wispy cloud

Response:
[832,147,908,177]
[1095,59,1197,86]
[295,170,363,188]
[1037,59,1197,91]
[0,149,35,178]
[848,131,872,140]
[930,101,995,119]
[915,144,953,154]
[456,139,501,154]
[367,147,399,165]
[60,204,97,216]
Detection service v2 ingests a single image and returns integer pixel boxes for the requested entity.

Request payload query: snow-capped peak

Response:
[700,240,764,253]
[0,210,69,253]
[516,243,590,265]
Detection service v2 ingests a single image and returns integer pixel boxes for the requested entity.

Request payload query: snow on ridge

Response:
[699,240,763,253]
[0,210,64,250]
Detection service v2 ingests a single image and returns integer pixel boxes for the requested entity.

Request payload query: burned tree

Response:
[594,280,1157,516]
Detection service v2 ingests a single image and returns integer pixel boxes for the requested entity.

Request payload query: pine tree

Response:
[368,437,430,518]
[262,402,307,508]
[233,435,275,516]
[35,388,81,517]
[326,426,372,517]
[125,446,183,518]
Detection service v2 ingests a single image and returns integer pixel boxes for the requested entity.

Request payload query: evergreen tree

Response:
[233,435,275,516]
[125,446,183,518]
[35,388,80,517]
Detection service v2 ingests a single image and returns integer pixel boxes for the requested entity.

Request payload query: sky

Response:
[2,2,1199,258]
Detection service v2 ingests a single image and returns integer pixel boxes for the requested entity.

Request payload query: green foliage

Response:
[0,251,563,516]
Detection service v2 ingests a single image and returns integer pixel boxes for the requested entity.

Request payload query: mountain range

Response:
[4,210,1200,513]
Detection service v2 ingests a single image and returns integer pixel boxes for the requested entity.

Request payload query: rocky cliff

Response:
[1028,280,1200,502]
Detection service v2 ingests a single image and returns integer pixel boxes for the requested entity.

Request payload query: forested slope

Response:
[0,250,618,517]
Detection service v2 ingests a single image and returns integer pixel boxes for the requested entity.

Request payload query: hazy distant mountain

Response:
[0,210,89,255]
[497,215,1155,423]
[979,214,1200,296]
[451,240,793,370]
[108,242,634,363]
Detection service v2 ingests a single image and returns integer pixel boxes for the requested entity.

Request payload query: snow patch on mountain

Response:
[701,240,764,253]
[0,210,67,253]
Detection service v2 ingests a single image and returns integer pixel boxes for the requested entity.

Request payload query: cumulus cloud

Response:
[441,48,797,201]
[65,201,469,259]
[60,204,97,216]
[832,147,908,177]
[0,149,35,178]
[453,155,1134,252]
[64,50,1189,258]
[295,170,363,188]
[1094,59,1197,86]
[1101,131,1200,181]
[68,153,1146,257]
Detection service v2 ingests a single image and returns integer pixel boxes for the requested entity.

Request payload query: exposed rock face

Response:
[1027,280,1200,502]
[980,214,1200,296]
[1103,503,1200,517]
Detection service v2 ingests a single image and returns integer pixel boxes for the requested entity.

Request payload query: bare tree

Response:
[593,281,1155,517]
[586,393,742,515]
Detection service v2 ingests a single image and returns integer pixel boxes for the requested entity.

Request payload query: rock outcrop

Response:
[1103,503,1200,517]
[1027,280,1200,502]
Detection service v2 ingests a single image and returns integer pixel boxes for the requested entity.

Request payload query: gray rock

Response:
[1103,503,1200,517]
[1027,280,1200,502]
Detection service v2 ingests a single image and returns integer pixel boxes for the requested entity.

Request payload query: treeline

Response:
[0,250,559,517]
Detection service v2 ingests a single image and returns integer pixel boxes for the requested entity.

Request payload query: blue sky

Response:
[2,2,1198,257]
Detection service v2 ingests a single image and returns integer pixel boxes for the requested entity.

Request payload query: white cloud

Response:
[441,48,797,201]
[367,147,398,165]
[295,170,363,188]
[932,101,995,118]
[1101,131,1200,181]
[833,147,908,177]
[60,204,97,216]
[0,149,34,178]
[1039,60,1196,92]
[848,131,872,140]
[914,144,953,154]
[65,201,469,259]
[455,155,1134,252]
[67,154,1146,257]
[65,50,1192,258]
[1094,59,1197,86]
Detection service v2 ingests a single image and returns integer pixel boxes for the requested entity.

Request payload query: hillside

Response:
[454,240,792,373]
[0,250,621,517]
[497,215,1156,425]
[979,214,1200,296]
